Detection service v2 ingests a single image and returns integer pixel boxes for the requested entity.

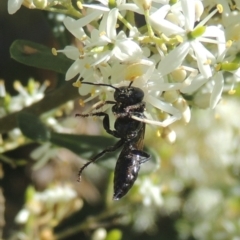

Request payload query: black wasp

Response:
[76,81,150,200]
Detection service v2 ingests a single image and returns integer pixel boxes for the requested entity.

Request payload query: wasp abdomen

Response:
[113,151,140,200]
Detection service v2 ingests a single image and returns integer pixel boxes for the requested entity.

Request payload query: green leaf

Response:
[50,132,117,158]
[17,112,159,172]
[141,147,160,174]
[17,112,51,141]
[10,40,73,74]
[49,133,159,173]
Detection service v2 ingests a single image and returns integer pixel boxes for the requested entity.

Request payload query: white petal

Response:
[158,42,190,77]
[118,3,143,14]
[82,3,110,11]
[64,11,102,29]
[78,84,95,96]
[87,29,109,48]
[97,0,108,5]
[99,11,109,33]
[181,74,208,94]
[92,52,111,66]
[8,0,23,14]
[210,72,224,109]
[146,95,181,116]
[149,4,184,36]
[203,26,226,57]
[113,39,142,61]
[63,17,86,39]
[15,209,29,224]
[150,18,184,36]
[107,8,119,39]
[65,59,82,80]
[150,4,171,20]
[149,82,184,91]
[193,40,215,60]
[62,46,79,60]
[181,0,195,30]
[129,26,140,38]
[191,41,212,78]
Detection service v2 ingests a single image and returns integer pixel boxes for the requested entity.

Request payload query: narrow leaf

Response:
[10,40,73,74]
[18,112,51,141]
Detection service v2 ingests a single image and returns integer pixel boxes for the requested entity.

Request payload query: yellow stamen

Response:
[204,59,211,65]
[72,80,82,88]
[77,1,83,9]
[99,31,106,37]
[80,35,87,41]
[91,88,96,96]
[215,63,221,71]
[217,4,223,13]
[228,89,236,95]
[13,81,22,91]
[78,47,84,55]
[84,63,91,69]
[79,99,85,107]
[125,63,144,81]
[52,48,57,56]
[176,35,183,43]
[226,40,232,48]
[156,129,161,137]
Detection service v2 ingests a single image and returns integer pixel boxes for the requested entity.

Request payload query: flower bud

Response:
[166,13,180,26]
[195,0,204,21]
[161,127,176,143]
[163,90,180,103]
[171,67,187,82]
[193,92,211,109]
[92,228,107,240]
[173,98,191,123]
[134,0,152,10]
[0,80,6,97]
[33,0,47,9]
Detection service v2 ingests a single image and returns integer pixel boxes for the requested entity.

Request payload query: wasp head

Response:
[114,86,144,105]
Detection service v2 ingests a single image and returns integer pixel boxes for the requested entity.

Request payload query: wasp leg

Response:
[76,112,120,138]
[130,114,180,127]
[124,102,145,112]
[93,100,116,111]
[78,139,124,181]
[114,102,145,118]
[130,149,150,164]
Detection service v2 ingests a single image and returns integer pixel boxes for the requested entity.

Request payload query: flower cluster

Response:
[56,0,240,138]
[0,79,48,153]
[6,1,240,238]
[15,184,82,238]
[9,0,240,140]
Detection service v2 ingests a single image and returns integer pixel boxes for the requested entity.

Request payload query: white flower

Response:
[150,0,225,79]
[8,0,35,14]
[90,8,143,64]
[10,80,47,111]
[0,79,47,114]
[61,9,143,82]
[139,178,163,206]
[82,0,142,16]
[30,142,59,170]
[15,208,30,224]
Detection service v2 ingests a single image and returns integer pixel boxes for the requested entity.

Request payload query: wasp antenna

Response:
[81,81,118,90]
[128,81,133,87]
